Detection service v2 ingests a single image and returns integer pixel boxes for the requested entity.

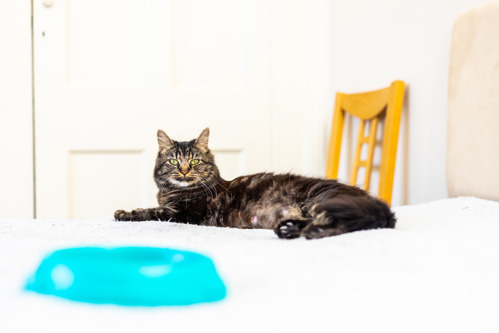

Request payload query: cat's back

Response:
[224,172,357,201]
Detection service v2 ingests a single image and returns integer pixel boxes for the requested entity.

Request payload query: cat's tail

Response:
[303,195,396,239]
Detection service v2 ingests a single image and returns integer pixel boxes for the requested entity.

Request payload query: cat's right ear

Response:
[194,128,210,151]
[157,130,174,150]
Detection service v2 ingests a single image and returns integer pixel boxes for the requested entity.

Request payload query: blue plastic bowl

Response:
[25,247,226,306]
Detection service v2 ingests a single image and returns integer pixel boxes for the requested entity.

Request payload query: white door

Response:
[34,0,273,218]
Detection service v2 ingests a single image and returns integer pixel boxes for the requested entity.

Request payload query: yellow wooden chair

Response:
[326,80,405,205]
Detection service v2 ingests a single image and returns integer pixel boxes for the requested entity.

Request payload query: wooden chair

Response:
[326,80,405,205]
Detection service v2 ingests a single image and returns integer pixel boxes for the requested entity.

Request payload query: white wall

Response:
[271,0,333,179]
[0,1,34,218]
[328,0,492,206]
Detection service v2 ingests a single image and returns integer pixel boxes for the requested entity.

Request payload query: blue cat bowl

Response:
[25,247,226,306]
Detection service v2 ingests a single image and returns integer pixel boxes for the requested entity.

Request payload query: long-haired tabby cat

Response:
[114,128,396,239]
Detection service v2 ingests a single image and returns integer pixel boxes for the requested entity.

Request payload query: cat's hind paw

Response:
[274,219,310,239]
[301,224,347,239]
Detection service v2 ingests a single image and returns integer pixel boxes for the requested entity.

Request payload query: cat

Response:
[114,128,396,239]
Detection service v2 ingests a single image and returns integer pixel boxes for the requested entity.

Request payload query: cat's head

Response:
[154,128,220,190]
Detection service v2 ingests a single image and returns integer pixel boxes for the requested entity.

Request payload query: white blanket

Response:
[1,197,498,333]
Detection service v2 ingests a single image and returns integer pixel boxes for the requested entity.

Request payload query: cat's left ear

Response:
[195,128,210,151]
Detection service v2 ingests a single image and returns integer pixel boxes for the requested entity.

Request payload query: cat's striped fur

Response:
[114,128,396,239]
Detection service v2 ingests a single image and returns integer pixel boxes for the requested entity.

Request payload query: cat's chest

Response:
[175,195,210,222]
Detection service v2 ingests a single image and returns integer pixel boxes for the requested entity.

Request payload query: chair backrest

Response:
[326,80,405,205]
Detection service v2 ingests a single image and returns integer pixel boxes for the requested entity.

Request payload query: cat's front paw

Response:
[114,209,131,221]
[114,208,148,221]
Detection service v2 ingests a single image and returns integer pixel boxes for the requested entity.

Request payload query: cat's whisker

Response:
[210,178,228,190]
[206,179,219,197]
[205,182,217,199]
[200,183,214,200]
[195,177,216,200]
[191,176,209,197]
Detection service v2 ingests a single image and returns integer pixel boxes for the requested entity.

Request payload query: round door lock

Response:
[43,0,55,8]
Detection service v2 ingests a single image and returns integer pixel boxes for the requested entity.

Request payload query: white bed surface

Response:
[1,197,499,333]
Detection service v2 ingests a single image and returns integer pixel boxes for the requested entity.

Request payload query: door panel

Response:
[68,150,148,218]
[173,0,244,89]
[67,0,148,88]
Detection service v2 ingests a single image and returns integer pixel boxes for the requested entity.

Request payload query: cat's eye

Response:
[169,159,179,165]
[190,159,200,165]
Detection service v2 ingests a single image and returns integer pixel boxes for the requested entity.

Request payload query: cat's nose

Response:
[180,169,189,175]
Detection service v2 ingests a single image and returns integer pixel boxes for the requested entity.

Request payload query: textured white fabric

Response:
[1,197,499,333]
